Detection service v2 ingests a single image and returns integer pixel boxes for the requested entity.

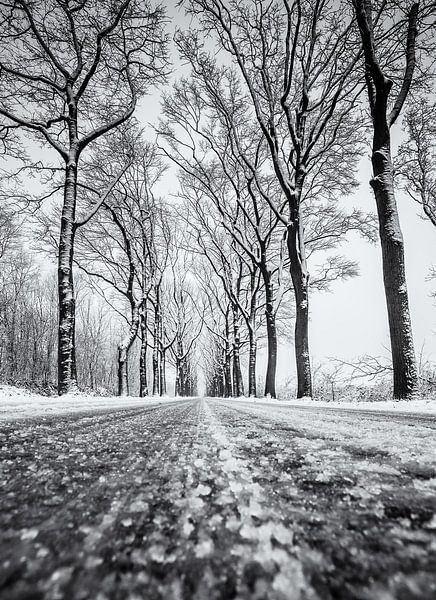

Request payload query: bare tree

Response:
[0,0,169,393]
[351,0,434,398]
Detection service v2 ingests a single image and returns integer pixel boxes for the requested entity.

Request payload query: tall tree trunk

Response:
[248,328,257,397]
[371,91,418,398]
[287,222,312,398]
[117,304,140,396]
[264,310,278,399]
[58,155,78,395]
[224,349,232,397]
[219,362,225,397]
[180,360,185,396]
[152,291,160,396]
[163,354,167,394]
[89,362,95,390]
[175,358,180,396]
[117,345,129,397]
[158,305,166,395]
[159,349,166,396]
[247,269,258,397]
[232,306,244,397]
[152,345,159,395]
[139,307,148,397]
[262,268,277,398]
[224,316,233,397]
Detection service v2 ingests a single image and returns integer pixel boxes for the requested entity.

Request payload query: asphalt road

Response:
[1,398,435,600]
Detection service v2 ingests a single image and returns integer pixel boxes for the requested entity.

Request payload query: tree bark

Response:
[261,268,277,398]
[248,329,257,397]
[370,88,418,398]
[159,349,166,396]
[139,307,148,397]
[287,222,312,398]
[117,345,129,397]
[223,315,233,397]
[175,358,180,396]
[232,305,244,397]
[152,290,160,396]
[58,156,78,395]
[117,304,140,396]
[264,311,278,399]
[224,347,232,397]
[247,269,258,397]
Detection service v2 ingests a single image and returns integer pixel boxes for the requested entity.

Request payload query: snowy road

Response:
[1,398,436,600]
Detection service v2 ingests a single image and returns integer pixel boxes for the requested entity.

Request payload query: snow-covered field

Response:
[229,394,436,415]
[0,385,189,421]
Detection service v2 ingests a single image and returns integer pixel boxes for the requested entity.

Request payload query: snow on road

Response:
[1,398,435,600]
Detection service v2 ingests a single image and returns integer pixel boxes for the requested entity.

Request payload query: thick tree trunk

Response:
[262,269,277,398]
[58,156,78,395]
[139,307,148,397]
[224,348,232,397]
[248,328,257,397]
[152,292,160,396]
[223,316,233,397]
[159,350,166,396]
[247,270,258,397]
[371,94,418,399]
[117,304,140,397]
[152,346,159,395]
[117,345,129,397]
[175,358,180,396]
[180,360,186,396]
[232,351,244,397]
[264,310,278,399]
[219,362,225,397]
[287,222,312,398]
[232,306,244,397]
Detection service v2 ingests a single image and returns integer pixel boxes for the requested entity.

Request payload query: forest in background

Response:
[0,0,435,400]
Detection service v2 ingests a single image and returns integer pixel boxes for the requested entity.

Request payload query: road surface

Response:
[1,398,435,599]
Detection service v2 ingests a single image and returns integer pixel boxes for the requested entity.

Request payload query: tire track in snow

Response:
[173,399,319,600]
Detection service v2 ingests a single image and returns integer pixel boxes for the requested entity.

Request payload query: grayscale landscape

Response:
[0,0,435,598]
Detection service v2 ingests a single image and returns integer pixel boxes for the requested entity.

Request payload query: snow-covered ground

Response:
[2,397,436,597]
[2,383,436,421]
[228,394,436,415]
[0,385,189,421]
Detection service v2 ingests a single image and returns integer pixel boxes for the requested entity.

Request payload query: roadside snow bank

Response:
[224,394,436,416]
[0,385,191,421]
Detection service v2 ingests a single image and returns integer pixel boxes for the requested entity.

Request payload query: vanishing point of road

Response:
[1,398,436,600]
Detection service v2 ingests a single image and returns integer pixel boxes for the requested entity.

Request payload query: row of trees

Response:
[0,195,201,396]
[0,0,435,399]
